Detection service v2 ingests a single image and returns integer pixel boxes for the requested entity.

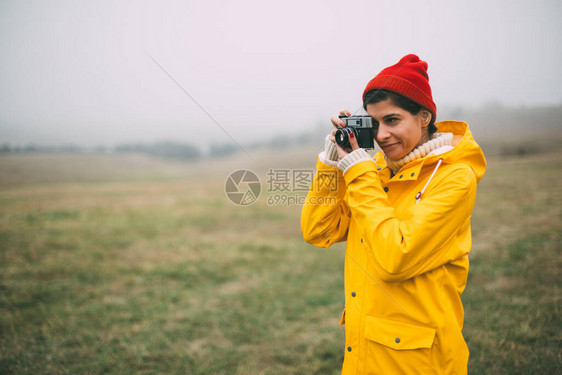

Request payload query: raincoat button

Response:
[347,346,352,352]
[411,173,415,177]
[377,167,381,170]
[351,292,356,297]
[395,338,400,344]
[399,174,403,179]
[360,238,363,243]
[384,187,389,192]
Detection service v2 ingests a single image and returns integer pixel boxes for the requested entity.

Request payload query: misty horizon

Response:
[2,0,561,149]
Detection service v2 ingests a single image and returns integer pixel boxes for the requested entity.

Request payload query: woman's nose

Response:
[376,124,390,142]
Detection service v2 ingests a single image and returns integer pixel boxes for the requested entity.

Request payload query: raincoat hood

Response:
[374,120,486,183]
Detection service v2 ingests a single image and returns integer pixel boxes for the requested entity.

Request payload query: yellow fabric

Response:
[364,316,436,350]
[301,121,486,374]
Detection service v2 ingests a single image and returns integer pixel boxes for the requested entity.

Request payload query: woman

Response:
[301,54,486,374]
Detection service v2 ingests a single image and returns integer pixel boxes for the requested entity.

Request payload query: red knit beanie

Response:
[362,54,436,120]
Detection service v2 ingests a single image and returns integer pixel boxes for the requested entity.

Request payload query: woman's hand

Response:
[329,109,350,143]
[330,109,360,160]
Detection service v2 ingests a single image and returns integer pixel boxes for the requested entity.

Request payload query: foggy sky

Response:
[1,0,561,148]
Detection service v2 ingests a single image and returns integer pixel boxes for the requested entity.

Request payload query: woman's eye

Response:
[386,118,398,125]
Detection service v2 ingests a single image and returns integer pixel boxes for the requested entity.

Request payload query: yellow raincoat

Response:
[301,121,486,374]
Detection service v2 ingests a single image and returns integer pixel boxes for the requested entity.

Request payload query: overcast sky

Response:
[1,0,561,148]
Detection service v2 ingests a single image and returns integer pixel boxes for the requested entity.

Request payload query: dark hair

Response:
[363,89,437,136]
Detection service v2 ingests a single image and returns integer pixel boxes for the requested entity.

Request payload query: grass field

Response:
[0,147,561,374]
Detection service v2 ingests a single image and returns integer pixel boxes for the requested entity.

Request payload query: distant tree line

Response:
[0,141,203,160]
[0,127,325,161]
[0,141,240,160]
[114,141,201,160]
[0,144,82,153]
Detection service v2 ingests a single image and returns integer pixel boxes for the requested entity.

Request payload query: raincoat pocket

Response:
[364,316,436,374]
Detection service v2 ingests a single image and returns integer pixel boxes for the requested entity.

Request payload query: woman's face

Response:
[366,99,429,161]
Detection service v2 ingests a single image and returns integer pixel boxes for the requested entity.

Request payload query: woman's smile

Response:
[380,142,400,151]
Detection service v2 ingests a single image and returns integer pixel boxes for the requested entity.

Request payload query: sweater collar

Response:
[383,132,453,174]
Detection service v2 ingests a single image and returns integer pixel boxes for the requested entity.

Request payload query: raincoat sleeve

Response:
[301,158,350,247]
[344,160,477,282]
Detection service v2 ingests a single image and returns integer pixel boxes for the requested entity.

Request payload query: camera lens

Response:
[335,127,353,148]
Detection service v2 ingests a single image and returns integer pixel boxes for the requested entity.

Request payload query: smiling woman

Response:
[301,54,487,374]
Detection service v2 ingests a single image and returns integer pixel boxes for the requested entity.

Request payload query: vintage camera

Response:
[335,115,375,150]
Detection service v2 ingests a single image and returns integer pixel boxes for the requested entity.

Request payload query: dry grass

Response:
[0,145,561,374]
